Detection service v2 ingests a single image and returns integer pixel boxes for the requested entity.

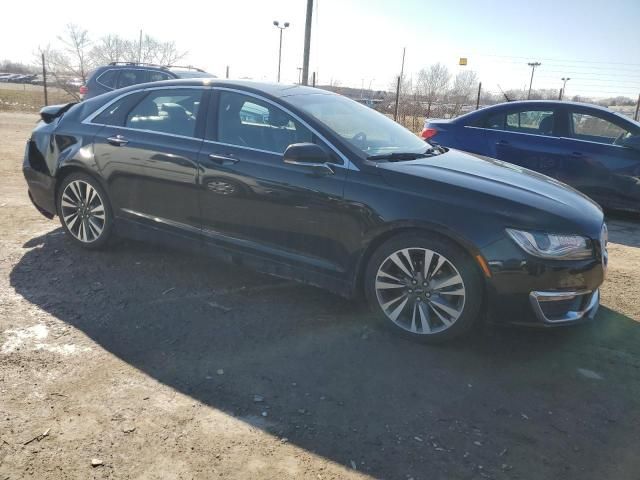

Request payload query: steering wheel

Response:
[353,131,367,147]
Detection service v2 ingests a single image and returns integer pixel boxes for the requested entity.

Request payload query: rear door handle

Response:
[570,151,583,157]
[107,135,128,147]
[208,153,239,165]
[497,139,510,145]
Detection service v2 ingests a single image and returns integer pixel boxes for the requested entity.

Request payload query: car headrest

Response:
[135,100,159,118]
[539,115,554,135]
[161,103,189,120]
[269,110,290,128]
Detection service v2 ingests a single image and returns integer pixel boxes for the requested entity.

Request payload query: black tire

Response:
[56,172,114,250]
[364,232,484,343]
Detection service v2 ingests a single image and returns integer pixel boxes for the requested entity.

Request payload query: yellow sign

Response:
[459,57,468,66]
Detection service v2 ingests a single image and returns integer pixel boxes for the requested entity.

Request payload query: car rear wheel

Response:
[364,233,483,342]
[57,172,113,249]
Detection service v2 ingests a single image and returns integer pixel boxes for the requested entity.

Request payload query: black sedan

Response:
[23,79,607,342]
[423,100,640,212]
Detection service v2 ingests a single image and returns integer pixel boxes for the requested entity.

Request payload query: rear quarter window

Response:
[96,69,118,89]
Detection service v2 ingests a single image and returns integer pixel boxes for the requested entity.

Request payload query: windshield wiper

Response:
[367,149,443,161]
[367,152,431,161]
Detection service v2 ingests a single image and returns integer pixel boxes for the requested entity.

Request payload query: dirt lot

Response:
[0,84,75,113]
[1,112,639,479]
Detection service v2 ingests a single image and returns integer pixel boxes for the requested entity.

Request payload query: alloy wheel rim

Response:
[60,180,106,243]
[375,248,466,334]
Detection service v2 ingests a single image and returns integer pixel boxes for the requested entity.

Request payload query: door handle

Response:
[570,151,583,157]
[497,139,510,145]
[107,135,128,147]
[208,153,239,165]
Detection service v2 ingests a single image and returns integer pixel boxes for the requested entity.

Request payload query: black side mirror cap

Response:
[283,142,331,165]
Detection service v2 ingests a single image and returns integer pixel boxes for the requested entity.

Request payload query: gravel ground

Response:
[1,112,639,479]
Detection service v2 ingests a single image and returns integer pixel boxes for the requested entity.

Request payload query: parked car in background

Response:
[422,101,640,212]
[80,62,216,99]
[23,80,607,342]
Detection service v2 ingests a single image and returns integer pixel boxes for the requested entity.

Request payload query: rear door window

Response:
[125,88,203,137]
[148,70,173,82]
[116,70,148,89]
[505,110,555,136]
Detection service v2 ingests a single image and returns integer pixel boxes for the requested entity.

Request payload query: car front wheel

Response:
[364,233,483,342]
[57,172,113,249]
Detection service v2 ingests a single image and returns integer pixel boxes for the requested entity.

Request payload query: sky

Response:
[1,0,639,98]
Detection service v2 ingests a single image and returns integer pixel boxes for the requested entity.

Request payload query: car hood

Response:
[377,148,603,233]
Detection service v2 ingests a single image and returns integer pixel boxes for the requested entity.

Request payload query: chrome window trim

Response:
[529,289,599,324]
[463,125,559,139]
[213,87,359,171]
[82,84,359,171]
[558,136,629,149]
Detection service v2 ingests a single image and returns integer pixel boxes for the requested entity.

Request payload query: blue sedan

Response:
[423,101,640,212]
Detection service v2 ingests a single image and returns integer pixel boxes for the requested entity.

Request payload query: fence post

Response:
[476,82,482,110]
[393,76,401,121]
[635,93,640,121]
[41,52,48,107]
[312,71,316,87]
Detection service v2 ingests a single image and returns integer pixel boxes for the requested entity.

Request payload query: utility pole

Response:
[41,52,48,106]
[559,77,570,100]
[311,71,316,87]
[635,93,640,121]
[297,67,302,84]
[226,66,229,79]
[393,76,401,121]
[393,47,406,122]
[301,0,313,85]
[138,29,143,64]
[476,82,482,110]
[273,21,290,82]
[527,62,541,99]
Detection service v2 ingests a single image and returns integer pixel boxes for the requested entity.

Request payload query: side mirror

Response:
[283,142,334,175]
[622,134,640,151]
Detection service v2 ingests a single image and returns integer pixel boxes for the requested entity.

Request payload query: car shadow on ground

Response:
[605,211,640,248]
[9,229,640,479]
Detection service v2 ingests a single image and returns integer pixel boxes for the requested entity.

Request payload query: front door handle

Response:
[570,151,584,157]
[107,135,128,147]
[497,139,510,145]
[208,153,239,165]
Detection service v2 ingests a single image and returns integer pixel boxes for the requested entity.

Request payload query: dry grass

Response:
[0,83,75,112]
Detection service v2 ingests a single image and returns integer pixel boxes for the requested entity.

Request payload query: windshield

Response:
[285,93,428,157]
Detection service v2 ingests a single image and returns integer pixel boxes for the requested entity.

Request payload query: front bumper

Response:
[482,235,606,327]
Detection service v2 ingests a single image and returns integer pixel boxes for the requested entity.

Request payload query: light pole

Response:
[560,77,570,100]
[527,62,541,99]
[273,20,290,83]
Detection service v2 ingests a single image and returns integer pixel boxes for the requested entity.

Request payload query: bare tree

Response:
[448,70,478,117]
[416,63,450,118]
[91,34,186,66]
[90,34,126,64]
[36,24,94,101]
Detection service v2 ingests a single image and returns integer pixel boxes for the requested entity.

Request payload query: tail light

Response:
[421,127,438,140]
[79,85,88,95]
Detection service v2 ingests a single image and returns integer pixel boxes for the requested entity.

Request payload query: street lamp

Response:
[560,77,571,100]
[273,20,290,83]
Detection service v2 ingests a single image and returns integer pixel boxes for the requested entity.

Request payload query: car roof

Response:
[98,78,335,100]
[456,100,640,126]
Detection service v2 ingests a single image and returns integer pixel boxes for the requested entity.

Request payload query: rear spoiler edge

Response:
[39,102,77,124]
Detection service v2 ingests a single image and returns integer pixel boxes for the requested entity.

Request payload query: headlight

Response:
[506,229,593,260]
